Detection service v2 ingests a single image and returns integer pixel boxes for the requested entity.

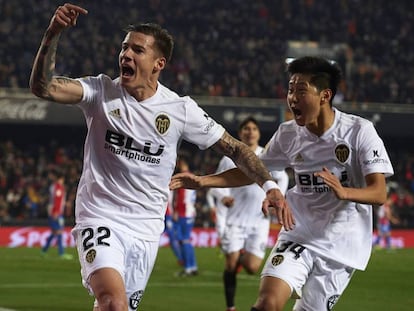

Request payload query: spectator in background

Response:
[173,157,198,277]
[2,1,414,104]
[41,171,73,259]
[0,194,10,224]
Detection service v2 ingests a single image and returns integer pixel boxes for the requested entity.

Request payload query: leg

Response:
[223,251,241,309]
[293,257,354,311]
[242,252,264,275]
[42,231,55,253]
[252,276,291,311]
[165,218,183,265]
[90,268,128,311]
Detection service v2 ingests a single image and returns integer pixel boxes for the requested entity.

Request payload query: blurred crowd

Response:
[1,139,414,229]
[1,0,414,228]
[1,0,414,103]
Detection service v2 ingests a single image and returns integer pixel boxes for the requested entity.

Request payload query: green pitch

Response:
[0,247,413,310]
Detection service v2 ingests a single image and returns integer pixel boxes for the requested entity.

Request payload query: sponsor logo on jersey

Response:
[334,144,350,164]
[109,108,122,119]
[327,294,340,310]
[85,249,96,263]
[202,113,216,133]
[271,254,284,266]
[155,113,170,135]
[130,290,144,310]
[298,170,348,193]
[104,130,164,164]
[362,149,390,165]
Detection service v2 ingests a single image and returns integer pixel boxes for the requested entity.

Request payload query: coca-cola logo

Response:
[0,99,48,120]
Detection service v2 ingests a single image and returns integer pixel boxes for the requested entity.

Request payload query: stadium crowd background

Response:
[1,0,414,103]
[1,0,414,228]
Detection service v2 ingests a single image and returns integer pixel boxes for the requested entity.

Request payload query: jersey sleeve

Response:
[269,170,289,195]
[181,98,225,150]
[357,122,394,178]
[259,130,289,171]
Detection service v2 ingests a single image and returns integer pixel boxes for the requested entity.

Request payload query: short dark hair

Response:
[287,56,342,99]
[238,116,259,131]
[124,23,174,63]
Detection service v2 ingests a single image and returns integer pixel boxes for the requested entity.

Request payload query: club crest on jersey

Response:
[155,113,170,135]
[85,249,96,263]
[327,294,340,310]
[271,255,284,266]
[334,144,350,164]
[130,290,144,310]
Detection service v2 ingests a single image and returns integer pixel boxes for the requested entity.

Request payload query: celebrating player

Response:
[170,56,394,310]
[29,4,292,311]
[212,116,289,311]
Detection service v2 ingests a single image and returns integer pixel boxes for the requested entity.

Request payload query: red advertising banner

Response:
[0,226,413,248]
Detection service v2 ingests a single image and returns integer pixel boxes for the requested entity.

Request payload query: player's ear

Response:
[320,89,332,103]
[154,57,166,72]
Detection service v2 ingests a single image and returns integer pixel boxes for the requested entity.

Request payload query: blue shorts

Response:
[48,216,64,231]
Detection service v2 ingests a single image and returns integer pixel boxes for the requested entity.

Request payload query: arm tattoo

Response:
[212,131,272,186]
[30,29,61,100]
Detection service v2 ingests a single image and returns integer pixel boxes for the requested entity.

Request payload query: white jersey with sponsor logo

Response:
[260,108,394,270]
[74,74,225,241]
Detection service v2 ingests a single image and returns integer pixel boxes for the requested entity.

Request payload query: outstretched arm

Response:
[210,131,273,187]
[170,131,295,230]
[29,3,88,104]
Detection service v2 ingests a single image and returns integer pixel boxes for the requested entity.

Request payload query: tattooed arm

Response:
[169,131,296,229]
[170,131,273,189]
[29,4,88,104]
[209,131,272,187]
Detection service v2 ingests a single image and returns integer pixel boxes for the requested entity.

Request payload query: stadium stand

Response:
[1,0,414,103]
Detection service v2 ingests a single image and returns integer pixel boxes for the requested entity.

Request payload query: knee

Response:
[254,295,283,311]
[243,261,261,275]
[96,293,128,311]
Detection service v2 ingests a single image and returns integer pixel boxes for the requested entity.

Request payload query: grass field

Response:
[0,246,413,311]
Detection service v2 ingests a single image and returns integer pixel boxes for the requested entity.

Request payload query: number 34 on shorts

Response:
[272,240,306,265]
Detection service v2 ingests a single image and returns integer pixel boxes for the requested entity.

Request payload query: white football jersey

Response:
[219,146,269,227]
[74,74,225,241]
[260,108,394,270]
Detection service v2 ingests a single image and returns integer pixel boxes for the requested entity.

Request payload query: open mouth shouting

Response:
[291,107,302,120]
[121,64,135,80]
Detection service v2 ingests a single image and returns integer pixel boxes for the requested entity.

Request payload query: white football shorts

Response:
[220,220,269,258]
[72,224,159,310]
[261,240,355,311]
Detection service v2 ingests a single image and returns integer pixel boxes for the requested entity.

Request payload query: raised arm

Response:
[29,3,88,104]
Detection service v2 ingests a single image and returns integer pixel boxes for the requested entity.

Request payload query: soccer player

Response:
[164,191,183,266]
[172,157,198,276]
[170,56,394,311]
[206,159,233,243]
[41,171,73,259]
[373,194,399,250]
[29,4,293,311]
[210,117,289,311]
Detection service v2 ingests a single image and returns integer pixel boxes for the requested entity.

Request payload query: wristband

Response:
[262,180,280,193]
